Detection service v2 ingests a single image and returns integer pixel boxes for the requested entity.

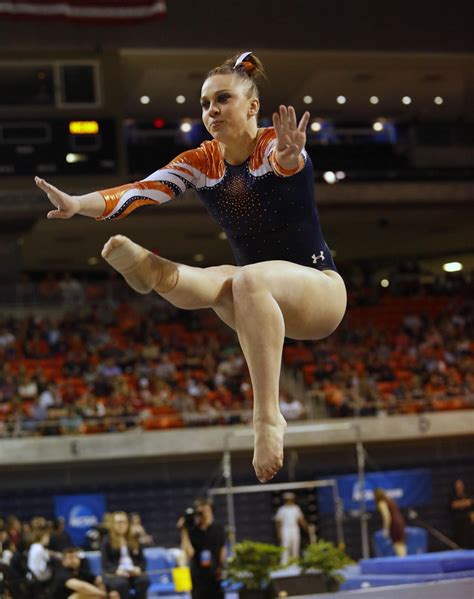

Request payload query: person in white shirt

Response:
[275,492,311,565]
[27,527,52,582]
[279,393,305,421]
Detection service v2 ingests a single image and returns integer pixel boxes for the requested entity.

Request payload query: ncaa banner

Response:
[318,468,432,514]
[54,494,106,546]
[0,1,167,22]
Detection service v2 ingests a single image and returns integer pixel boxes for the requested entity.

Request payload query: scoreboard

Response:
[0,118,117,176]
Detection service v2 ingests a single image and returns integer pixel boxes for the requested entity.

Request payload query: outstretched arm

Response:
[35,145,204,222]
[35,177,105,219]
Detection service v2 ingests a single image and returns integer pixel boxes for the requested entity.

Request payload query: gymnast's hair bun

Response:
[207,51,267,92]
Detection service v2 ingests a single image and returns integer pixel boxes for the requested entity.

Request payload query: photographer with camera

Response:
[177,498,226,599]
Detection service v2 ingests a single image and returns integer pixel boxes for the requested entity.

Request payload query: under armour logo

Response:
[312,251,325,264]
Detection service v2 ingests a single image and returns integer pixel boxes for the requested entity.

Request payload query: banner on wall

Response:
[0,1,167,22]
[54,494,106,546]
[318,468,432,514]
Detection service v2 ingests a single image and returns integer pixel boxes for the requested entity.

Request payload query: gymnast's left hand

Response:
[272,105,310,167]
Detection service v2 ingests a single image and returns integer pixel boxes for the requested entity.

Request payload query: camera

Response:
[183,507,202,529]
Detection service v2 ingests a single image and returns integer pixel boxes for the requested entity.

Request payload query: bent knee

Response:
[232,265,264,297]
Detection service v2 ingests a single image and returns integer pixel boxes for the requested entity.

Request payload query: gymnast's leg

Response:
[231,262,346,482]
[102,235,347,482]
[101,235,237,326]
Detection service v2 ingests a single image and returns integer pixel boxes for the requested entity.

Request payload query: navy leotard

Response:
[98,127,336,272]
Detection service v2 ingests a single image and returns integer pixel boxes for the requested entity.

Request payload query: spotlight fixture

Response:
[323,171,337,184]
[373,121,384,132]
[434,96,444,105]
[370,96,379,105]
[176,95,186,104]
[443,261,463,272]
[402,96,412,105]
[380,279,390,288]
[140,95,150,105]
[310,121,322,132]
[303,95,313,104]
[180,122,192,133]
[336,95,347,105]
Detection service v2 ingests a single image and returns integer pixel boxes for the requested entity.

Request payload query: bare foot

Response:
[253,414,287,483]
[101,235,158,294]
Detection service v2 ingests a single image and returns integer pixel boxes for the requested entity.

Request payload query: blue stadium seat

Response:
[144,547,177,595]
[83,551,102,577]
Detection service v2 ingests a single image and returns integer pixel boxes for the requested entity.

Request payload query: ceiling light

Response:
[380,279,390,288]
[303,95,313,104]
[66,153,87,163]
[140,95,150,105]
[176,95,186,104]
[323,171,337,184]
[193,253,204,262]
[180,122,192,133]
[373,121,384,132]
[443,261,463,272]
[336,95,347,105]
[335,171,346,181]
[370,96,379,105]
[310,121,321,132]
[402,96,412,105]
[434,96,444,105]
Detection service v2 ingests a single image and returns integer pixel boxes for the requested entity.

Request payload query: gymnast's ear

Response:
[248,97,260,118]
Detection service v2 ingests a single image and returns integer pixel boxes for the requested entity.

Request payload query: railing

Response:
[0,408,254,439]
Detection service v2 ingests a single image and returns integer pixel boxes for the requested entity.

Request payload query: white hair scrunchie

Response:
[233,51,253,69]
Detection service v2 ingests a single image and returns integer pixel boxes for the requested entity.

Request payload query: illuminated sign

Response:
[69,120,99,135]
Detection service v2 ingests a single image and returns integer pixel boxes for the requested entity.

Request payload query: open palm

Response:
[35,176,79,219]
[272,105,310,164]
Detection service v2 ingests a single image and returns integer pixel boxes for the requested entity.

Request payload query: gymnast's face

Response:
[200,74,259,142]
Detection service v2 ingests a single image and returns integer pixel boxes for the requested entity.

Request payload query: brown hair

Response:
[374,488,387,503]
[108,511,139,552]
[206,52,267,99]
[32,526,50,544]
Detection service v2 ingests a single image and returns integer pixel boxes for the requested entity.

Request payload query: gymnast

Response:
[35,51,347,483]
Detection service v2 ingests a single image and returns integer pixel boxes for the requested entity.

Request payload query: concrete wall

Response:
[2,411,474,468]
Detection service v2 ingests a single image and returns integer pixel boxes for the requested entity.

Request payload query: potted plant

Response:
[226,540,284,599]
[270,539,352,596]
[298,539,353,592]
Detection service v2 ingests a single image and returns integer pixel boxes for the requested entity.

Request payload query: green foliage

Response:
[299,540,353,584]
[226,540,283,590]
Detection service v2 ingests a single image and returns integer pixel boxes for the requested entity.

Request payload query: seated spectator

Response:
[101,512,149,599]
[50,546,119,599]
[129,513,153,547]
[39,383,61,411]
[279,392,305,421]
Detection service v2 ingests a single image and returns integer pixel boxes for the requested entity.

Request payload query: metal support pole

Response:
[355,424,370,559]
[223,435,237,546]
[332,481,345,549]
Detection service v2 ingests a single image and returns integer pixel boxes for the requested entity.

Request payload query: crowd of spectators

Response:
[0,511,154,598]
[0,271,472,435]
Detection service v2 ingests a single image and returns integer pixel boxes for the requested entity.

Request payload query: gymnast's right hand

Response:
[35,176,80,219]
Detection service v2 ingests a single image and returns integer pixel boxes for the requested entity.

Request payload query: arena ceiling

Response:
[118,49,474,121]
